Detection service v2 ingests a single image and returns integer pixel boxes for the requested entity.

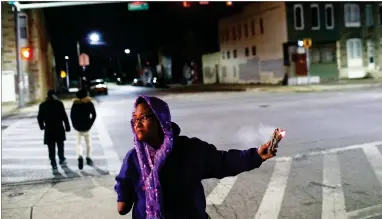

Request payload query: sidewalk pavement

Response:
[1,175,129,219]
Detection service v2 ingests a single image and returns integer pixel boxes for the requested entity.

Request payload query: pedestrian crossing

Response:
[201,141,382,219]
[1,112,120,184]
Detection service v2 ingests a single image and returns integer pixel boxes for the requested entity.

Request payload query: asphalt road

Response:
[98,85,382,219]
[2,85,382,218]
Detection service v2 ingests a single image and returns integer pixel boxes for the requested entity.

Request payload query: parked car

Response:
[132,78,144,86]
[89,79,108,96]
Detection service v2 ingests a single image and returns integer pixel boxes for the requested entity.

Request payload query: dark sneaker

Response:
[52,166,58,174]
[78,156,84,170]
[86,157,93,166]
[59,159,67,165]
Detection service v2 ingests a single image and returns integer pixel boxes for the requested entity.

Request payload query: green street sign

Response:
[128,2,149,11]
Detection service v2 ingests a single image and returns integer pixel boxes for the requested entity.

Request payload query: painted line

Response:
[2,155,111,160]
[2,147,103,152]
[2,135,99,140]
[347,204,382,219]
[254,159,292,219]
[206,176,237,205]
[363,145,382,188]
[274,141,382,163]
[95,113,122,174]
[1,164,109,170]
[1,140,101,146]
[321,153,347,219]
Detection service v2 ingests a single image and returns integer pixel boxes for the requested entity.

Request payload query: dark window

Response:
[311,6,319,28]
[325,5,333,27]
[232,27,236,40]
[227,51,230,59]
[237,24,241,39]
[252,46,256,56]
[19,15,27,39]
[245,47,249,56]
[260,18,264,34]
[294,6,303,28]
[244,23,248,37]
[251,20,255,35]
[233,49,237,58]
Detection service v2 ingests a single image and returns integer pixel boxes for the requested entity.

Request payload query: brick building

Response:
[1,3,56,104]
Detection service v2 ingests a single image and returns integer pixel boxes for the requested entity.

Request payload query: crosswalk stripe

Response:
[321,153,347,219]
[1,164,109,170]
[2,155,110,160]
[206,176,237,205]
[363,145,382,187]
[254,159,292,219]
[347,204,382,219]
[2,147,103,152]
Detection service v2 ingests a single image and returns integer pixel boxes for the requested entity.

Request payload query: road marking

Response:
[254,159,292,219]
[1,140,101,146]
[95,113,122,174]
[1,163,109,170]
[206,176,237,205]
[363,145,382,187]
[347,204,382,219]
[321,153,347,219]
[2,155,114,160]
[2,134,99,140]
[2,147,102,152]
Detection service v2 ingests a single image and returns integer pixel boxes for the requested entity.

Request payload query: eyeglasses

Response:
[131,114,155,126]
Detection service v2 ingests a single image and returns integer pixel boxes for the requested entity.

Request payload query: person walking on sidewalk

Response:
[37,89,70,172]
[70,89,97,170]
[114,96,280,218]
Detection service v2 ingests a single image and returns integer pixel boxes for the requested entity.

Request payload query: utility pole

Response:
[13,5,25,108]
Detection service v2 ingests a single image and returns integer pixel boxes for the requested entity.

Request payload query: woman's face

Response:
[132,102,160,142]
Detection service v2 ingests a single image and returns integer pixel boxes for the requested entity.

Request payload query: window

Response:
[311,49,321,64]
[244,22,248,38]
[294,4,304,30]
[245,47,249,57]
[251,20,255,35]
[365,4,374,27]
[232,27,236,40]
[260,18,264,34]
[237,24,241,39]
[346,38,362,59]
[379,4,382,25]
[233,49,237,58]
[227,51,230,59]
[311,4,320,29]
[19,14,28,39]
[344,4,360,27]
[251,46,256,56]
[325,4,334,29]
[320,47,336,63]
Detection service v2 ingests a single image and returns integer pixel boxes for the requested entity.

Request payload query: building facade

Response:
[203,2,382,85]
[1,3,56,104]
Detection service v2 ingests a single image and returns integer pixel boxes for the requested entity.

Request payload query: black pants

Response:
[47,141,66,167]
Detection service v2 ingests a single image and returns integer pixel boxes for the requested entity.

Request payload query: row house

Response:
[1,3,56,104]
[202,2,382,85]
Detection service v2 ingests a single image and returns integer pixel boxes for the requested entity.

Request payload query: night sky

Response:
[43,1,248,79]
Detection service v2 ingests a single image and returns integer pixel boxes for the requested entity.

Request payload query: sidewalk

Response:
[1,175,129,219]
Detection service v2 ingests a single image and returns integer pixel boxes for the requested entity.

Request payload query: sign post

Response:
[303,38,312,85]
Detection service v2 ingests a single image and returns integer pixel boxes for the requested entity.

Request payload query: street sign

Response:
[128,2,149,11]
[79,53,90,66]
[60,71,66,78]
[303,38,312,48]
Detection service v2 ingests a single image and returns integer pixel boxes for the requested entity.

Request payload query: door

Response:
[346,38,365,78]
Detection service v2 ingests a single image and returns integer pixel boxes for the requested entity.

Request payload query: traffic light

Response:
[183,1,190,8]
[226,1,232,6]
[21,47,32,60]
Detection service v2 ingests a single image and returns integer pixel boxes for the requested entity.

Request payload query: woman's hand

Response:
[257,141,278,161]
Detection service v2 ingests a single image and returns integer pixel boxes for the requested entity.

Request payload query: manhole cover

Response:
[259,105,269,108]
[8,192,24,197]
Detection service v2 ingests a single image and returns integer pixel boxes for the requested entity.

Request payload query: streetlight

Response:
[124,48,142,74]
[88,32,100,45]
[124,49,130,54]
[64,56,70,89]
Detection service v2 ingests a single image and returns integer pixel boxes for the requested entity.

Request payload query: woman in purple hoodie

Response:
[114,96,279,218]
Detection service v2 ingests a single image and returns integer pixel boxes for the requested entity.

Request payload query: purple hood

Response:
[131,96,174,218]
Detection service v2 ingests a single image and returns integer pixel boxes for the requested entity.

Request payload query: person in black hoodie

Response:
[70,89,97,169]
[37,89,71,172]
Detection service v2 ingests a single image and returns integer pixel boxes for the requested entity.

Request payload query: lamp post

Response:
[64,56,70,89]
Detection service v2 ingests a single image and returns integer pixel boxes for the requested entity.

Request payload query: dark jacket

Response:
[115,122,264,218]
[37,97,70,144]
[70,97,97,132]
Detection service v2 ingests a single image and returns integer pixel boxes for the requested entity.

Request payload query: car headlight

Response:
[133,78,138,83]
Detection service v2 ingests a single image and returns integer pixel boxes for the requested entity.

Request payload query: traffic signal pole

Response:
[13,5,25,108]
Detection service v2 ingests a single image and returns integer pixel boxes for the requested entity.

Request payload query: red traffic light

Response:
[21,47,32,60]
[183,1,190,8]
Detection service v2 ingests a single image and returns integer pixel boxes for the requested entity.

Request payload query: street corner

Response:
[1,183,52,209]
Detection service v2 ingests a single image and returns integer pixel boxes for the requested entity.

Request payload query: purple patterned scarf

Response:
[131,96,174,218]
